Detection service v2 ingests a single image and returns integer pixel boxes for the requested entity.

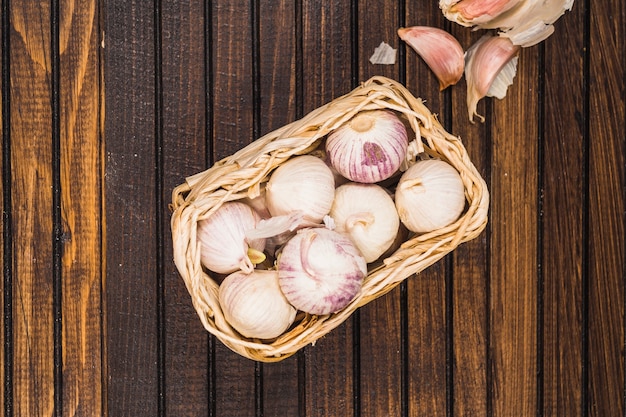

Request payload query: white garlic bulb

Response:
[326,110,409,184]
[219,270,297,340]
[330,183,400,263]
[197,201,266,274]
[265,155,335,223]
[277,227,367,315]
[395,159,466,233]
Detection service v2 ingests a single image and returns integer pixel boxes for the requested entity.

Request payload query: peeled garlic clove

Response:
[197,201,266,274]
[326,110,409,184]
[397,26,464,91]
[278,227,367,315]
[330,183,400,263]
[219,270,297,340]
[464,34,520,122]
[440,0,523,26]
[395,159,465,234]
[265,155,335,223]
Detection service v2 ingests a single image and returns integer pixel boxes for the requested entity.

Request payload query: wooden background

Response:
[1,0,624,416]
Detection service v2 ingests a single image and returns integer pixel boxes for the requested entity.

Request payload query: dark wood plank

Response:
[448,26,490,417]
[104,0,159,414]
[542,8,585,416]
[300,1,355,416]
[10,3,55,415]
[58,0,104,415]
[210,0,257,414]
[403,9,453,417]
[356,1,406,415]
[588,1,625,415]
[489,45,540,415]
[0,2,5,413]
[161,0,211,414]
[258,1,301,415]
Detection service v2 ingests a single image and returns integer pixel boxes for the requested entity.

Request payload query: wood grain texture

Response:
[104,0,159,414]
[403,8,450,417]
[300,2,356,417]
[10,2,55,415]
[4,0,624,416]
[588,1,625,415]
[489,45,540,416]
[58,0,103,415]
[542,9,585,416]
[161,0,211,414]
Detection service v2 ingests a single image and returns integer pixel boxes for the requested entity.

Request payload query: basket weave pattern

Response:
[170,76,489,362]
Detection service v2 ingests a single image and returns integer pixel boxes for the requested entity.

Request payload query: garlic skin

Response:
[326,110,409,184]
[440,0,523,26]
[488,0,575,47]
[219,270,297,340]
[330,183,399,263]
[278,227,367,315]
[395,159,465,234]
[464,34,520,122]
[197,201,266,274]
[265,155,335,223]
[441,0,574,47]
[397,26,465,90]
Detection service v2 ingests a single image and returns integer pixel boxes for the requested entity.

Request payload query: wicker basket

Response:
[170,76,489,362]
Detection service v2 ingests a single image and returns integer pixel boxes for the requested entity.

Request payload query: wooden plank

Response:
[449,26,490,417]
[301,1,355,416]
[161,0,211,414]
[210,0,257,414]
[489,45,540,415]
[356,1,405,415]
[402,9,453,417]
[103,0,159,414]
[0,2,5,414]
[10,2,55,415]
[588,0,625,415]
[257,1,301,415]
[58,0,104,415]
[541,8,585,416]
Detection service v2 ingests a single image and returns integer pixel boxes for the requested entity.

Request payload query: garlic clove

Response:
[464,34,520,122]
[441,0,524,26]
[219,270,297,340]
[397,26,465,91]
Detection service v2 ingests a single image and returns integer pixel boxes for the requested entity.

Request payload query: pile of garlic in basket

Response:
[170,76,489,360]
[195,109,467,341]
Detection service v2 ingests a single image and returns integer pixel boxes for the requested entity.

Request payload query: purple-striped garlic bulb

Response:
[277,227,367,315]
[326,110,409,184]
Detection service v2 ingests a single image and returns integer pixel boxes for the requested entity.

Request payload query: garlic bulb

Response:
[219,270,297,340]
[330,183,399,263]
[197,201,266,274]
[265,155,335,223]
[326,110,409,184]
[397,26,465,91]
[465,34,520,122]
[278,227,367,315]
[395,159,466,233]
